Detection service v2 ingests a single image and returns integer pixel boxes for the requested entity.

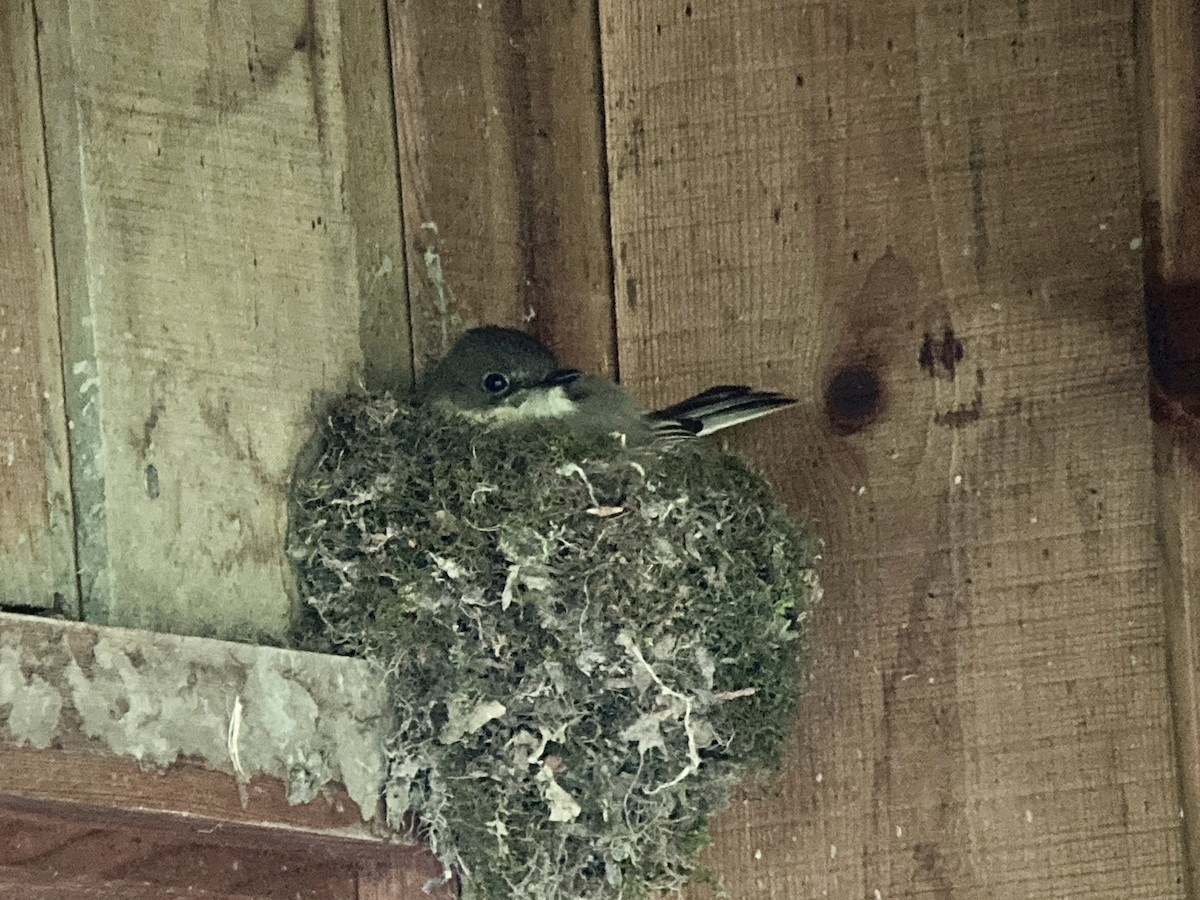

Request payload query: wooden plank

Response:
[35,0,408,638]
[387,0,615,374]
[1139,0,1200,892]
[340,0,413,394]
[0,0,76,610]
[0,806,425,899]
[601,2,1184,898]
[0,809,358,899]
[0,747,376,842]
[0,869,277,900]
[519,3,618,376]
[0,793,426,863]
[0,614,450,898]
[356,859,457,900]
[0,612,388,829]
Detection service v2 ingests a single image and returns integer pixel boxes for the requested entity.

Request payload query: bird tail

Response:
[648,386,795,438]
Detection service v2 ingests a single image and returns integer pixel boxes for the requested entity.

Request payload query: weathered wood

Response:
[0,613,456,896]
[357,859,457,900]
[36,0,408,638]
[1139,0,1200,892]
[601,2,1183,898]
[387,0,614,375]
[340,0,413,394]
[0,809,358,899]
[0,612,387,830]
[0,805,429,899]
[0,1,76,611]
[519,3,617,376]
[0,748,376,842]
[389,0,517,361]
[0,868,278,900]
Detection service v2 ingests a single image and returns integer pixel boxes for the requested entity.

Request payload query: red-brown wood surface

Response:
[0,747,374,839]
[0,802,451,900]
[0,869,270,900]
[0,810,358,900]
[0,798,456,900]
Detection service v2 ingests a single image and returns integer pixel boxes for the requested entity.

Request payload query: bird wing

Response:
[648,386,795,438]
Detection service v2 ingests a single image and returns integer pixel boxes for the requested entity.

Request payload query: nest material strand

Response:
[288,393,820,900]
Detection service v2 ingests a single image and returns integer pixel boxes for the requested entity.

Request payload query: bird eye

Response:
[482,372,509,394]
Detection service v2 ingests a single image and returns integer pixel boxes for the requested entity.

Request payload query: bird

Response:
[419,326,794,446]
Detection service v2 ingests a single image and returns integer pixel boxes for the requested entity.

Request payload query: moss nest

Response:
[288,393,820,900]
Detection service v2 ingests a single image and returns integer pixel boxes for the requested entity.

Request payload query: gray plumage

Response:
[420,326,794,446]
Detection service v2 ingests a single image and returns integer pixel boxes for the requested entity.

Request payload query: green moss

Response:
[288,393,820,900]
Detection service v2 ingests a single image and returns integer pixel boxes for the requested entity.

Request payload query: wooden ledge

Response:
[0,612,390,839]
[0,613,459,897]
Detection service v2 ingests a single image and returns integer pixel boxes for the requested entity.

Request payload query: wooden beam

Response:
[0,0,75,611]
[0,747,376,842]
[387,0,615,376]
[0,868,278,900]
[1139,0,1200,892]
[600,1,1184,897]
[357,859,457,900]
[0,804,446,899]
[35,0,408,638]
[0,613,387,833]
[0,613,466,895]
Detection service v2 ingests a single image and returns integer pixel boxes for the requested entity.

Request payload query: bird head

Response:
[419,326,578,415]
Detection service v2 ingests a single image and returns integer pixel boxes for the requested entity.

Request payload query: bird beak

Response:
[539,369,581,388]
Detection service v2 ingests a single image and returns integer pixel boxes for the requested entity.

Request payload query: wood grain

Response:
[340,0,413,394]
[356,858,457,900]
[0,816,357,900]
[0,747,375,842]
[35,0,407,638]
[0,869,276,900]
[1139,0,1200,892]
[0,804,436,899]
[601,1,1183,897]
[387,0,614,375]
[0,0,76,611]
[0,612,390,832]
[0,613,450,897]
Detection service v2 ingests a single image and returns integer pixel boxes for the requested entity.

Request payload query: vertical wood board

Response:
[1139,0,1200,891]
[601,1,1183,897]
[387,0,615,375]
[0,1,76,610]
[36,0,407,638]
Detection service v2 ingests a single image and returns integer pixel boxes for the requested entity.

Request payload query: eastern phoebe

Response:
[419,326,794,446]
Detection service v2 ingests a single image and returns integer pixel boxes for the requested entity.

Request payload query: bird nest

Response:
[287,392,820,900]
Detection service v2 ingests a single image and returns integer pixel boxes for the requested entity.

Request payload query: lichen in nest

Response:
[287,393,820,900]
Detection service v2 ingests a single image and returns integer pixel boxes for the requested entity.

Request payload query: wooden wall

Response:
[1142,0,1200,892]
[1,0,1195,897]
[0,2,74,611]
[30,0,408,636]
